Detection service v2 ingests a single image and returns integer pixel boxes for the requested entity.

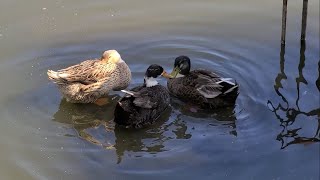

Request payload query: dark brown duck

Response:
[167,56,239,109]
[114,64,171,128]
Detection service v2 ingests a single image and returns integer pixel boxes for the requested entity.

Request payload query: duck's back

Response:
[167,69,238,109]
[111,62,132,91]
[114,85,170,128]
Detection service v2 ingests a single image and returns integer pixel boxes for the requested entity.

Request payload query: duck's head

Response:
[144,64,171,87]
[170,56,191,78]
[101,50,124,64]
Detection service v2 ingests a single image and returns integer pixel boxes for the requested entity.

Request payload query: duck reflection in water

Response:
[113,107,191,164]
[52,96,194,163]
[170,96,238,136]
[52,94,120,147]
[267,41,320,149]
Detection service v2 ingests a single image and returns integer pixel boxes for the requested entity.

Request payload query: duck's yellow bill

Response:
[161,71,173,79]
[169,67,181,78]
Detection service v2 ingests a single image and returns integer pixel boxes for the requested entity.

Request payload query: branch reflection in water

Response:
[267,41,320,149]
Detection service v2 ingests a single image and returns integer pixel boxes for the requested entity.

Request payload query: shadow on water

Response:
[267,41,320,149]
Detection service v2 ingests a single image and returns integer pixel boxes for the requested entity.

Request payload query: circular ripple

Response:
[2,36,277,176]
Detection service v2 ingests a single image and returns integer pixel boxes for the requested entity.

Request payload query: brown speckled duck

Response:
[114,64,171,128]
[47,50,131,105]
[167,56,239,109]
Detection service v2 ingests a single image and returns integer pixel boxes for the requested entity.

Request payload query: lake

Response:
[0,0,319,179]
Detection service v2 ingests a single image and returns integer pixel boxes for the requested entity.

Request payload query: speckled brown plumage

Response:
[47,50,131,103]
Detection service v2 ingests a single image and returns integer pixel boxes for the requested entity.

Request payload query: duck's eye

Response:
[108,56,112,59]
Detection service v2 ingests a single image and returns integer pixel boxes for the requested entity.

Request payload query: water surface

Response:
[0,0,319,179]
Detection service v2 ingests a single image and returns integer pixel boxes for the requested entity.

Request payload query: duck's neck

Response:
[144,76,159,87]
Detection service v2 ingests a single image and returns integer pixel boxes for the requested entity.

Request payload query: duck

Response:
[167,55,239,109]
[114,64,171,128]
[47,50,131,105]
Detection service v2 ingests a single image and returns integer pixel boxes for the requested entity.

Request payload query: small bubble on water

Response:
[0,34,2,37]
[61,147,64,150]
[42,7,47,10]
[45,137,48,140]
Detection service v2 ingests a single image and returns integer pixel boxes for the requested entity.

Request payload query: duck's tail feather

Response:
[217,78,239,96]
[121,90,140,97]
[216,78,236,86]
[224,84,239,95]
[121,90,135,96]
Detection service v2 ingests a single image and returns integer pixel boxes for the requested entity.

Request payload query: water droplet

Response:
[61,147,64,150]
[42,8,47,10]
[45,137,48,140]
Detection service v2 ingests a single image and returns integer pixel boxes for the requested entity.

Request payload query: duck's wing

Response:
[121,89,157,109]
[192,69,221,80]
[193,72,223,98]
[191,69,238,98]
[53,60,116,85]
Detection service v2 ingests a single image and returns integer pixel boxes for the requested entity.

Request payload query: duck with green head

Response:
[167,56,239,109]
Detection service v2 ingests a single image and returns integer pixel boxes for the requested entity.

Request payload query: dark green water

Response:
[0,0,319,179]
